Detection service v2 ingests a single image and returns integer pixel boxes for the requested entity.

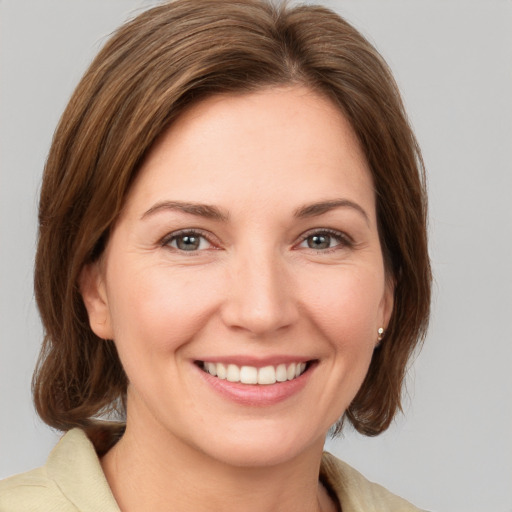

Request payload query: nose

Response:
[220,247,299,337]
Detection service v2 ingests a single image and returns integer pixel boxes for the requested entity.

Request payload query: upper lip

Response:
[194,355,316,368]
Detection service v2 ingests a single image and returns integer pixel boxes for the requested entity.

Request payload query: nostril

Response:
[220,295,299,336]
[220,259,299,335]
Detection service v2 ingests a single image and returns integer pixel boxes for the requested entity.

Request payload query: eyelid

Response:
[160,228,220,250]
[295,228,354,250]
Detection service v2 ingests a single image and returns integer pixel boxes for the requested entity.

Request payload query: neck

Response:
[100,415,335,512]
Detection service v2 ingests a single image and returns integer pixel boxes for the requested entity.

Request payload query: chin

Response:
[190,419,328,469]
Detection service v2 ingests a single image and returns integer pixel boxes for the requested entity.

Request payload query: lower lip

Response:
[195,363,314,406]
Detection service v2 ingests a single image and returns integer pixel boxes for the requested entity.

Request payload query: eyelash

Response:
[160,228,353,254]
[160,229,216,252]
[296,228,354,253]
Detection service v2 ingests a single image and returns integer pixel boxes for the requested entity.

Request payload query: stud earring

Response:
[376,327,385,347]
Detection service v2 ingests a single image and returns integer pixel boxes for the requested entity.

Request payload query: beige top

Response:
[0,429,424,512]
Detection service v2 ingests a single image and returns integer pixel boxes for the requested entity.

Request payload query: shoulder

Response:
[321,452,426,512]
[0,428,120,512]
[0,466,75,512]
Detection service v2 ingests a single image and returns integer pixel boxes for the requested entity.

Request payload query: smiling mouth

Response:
[196,361,313,385]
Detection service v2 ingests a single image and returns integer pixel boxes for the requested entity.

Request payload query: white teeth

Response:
[287,363,296,380]
[240,366,258,384]
[275,364,288,382]
[258,366,276,385]
[226,364,240,382]
[216,363,227,380]
[202,361,308,385]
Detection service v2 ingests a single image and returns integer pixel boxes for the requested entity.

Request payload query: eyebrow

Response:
[141,198,369,225]
[294,199,370,225]
[141,201,229,221]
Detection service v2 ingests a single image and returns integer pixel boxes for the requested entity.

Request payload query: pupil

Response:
[308,235,329,249]
[178,235,199,251]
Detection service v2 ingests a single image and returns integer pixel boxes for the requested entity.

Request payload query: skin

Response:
[81,86,393,512]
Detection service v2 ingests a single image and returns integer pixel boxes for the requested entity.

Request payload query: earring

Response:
[376,327,385,347]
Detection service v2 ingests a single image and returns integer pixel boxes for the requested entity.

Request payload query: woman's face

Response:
[82,86,393,467]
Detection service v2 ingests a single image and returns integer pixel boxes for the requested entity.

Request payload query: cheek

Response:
[106,264,223,359]
[301,265,385,352]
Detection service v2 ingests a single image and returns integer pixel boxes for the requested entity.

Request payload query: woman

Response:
[0,0,431,510]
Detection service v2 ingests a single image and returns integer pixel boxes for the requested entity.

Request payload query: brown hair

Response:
[33,0,431,437]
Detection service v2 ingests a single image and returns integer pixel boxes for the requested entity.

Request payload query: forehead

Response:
[124,86,375,218]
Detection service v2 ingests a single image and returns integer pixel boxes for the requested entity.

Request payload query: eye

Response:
[162,230,214,252]
[297,229,352,251]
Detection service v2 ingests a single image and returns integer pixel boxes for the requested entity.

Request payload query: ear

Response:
[79,262,114,340]
[380,275,395,329]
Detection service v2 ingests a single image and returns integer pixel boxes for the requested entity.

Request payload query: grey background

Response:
[1,1,511,511]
